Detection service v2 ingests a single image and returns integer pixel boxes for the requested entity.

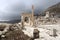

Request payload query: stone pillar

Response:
[21,16,24,29]
[32,5,34,26]
[32,5,34,16]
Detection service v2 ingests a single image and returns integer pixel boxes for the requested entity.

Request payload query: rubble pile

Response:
[5,30,31,40]
[0,24,32,40]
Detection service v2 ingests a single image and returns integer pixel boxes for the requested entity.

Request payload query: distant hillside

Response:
[45,2,60,13]
[45,2,60,17]
[0,20,21,24]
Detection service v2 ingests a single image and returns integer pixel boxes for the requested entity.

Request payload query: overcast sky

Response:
[0,0,60,21]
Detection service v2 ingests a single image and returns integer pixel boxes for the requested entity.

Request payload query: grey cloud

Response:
[0,0,60,21]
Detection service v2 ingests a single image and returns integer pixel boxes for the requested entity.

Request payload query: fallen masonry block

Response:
[33,29,39,39]
[53,29,57,37]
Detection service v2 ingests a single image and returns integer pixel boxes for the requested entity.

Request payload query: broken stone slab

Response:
[53,29,57,37]
[49,29,57,37]
[33,29,39,39]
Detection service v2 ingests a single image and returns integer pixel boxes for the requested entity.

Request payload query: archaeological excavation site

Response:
[0,1,60,40]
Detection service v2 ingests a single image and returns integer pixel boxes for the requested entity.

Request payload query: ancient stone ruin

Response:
[21,5,34,26]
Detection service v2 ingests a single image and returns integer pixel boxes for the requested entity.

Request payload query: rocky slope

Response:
[46,2,60,13]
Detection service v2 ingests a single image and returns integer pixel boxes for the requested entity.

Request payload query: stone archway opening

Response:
[24,17,29,23]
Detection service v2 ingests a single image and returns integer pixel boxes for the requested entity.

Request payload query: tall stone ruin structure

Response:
[21,5,34,26]
[45,11,50,19]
